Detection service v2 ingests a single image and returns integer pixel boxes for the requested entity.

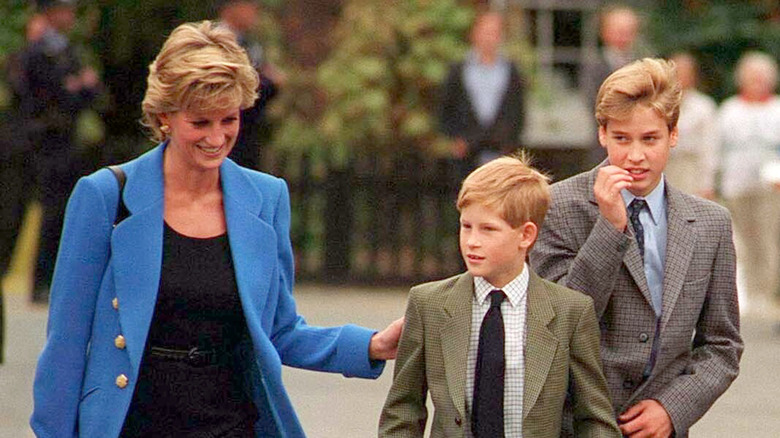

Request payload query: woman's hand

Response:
[369,317,405,360]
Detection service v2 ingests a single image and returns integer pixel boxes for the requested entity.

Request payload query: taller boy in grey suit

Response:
[530,58,743,437]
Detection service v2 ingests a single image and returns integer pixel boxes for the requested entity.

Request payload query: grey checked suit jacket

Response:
[530,164,744,436]
[378,271,621,438]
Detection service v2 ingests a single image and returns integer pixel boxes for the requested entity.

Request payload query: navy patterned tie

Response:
[628,199,647,261]
[472,290,505,438]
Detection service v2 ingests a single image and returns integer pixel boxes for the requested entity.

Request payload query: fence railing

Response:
[265,151,463,285]
[263,146,592,285]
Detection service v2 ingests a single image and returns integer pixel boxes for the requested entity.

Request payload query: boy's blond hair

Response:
[457,154,550,230]
[595,57,682,131]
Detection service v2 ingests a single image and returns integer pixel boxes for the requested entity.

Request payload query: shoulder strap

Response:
[107,165,129,226]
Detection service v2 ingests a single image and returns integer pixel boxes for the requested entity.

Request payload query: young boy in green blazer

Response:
[379,156,620,437]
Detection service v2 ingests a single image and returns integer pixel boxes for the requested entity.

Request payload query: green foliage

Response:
[271,0,473,166]
[0,2,30,110]
[647,1,780,101]
[0,1,29,64]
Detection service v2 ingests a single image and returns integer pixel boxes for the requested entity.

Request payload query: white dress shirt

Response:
[466,265,529,437]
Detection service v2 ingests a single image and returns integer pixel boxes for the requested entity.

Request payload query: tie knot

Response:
[489,290,505,308]
[629,198,647,220]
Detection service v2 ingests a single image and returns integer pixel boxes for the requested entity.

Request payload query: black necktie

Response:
[472,290,505,438]
[628,199,647,261]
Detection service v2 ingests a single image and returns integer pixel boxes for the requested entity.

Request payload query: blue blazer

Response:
[31,144,384,438]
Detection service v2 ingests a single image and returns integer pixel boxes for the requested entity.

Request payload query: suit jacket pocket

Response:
[681,273,711,308]
[683,274,711,290]
[79,385,100,402]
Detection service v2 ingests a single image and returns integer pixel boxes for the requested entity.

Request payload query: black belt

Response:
[148,346,222,367]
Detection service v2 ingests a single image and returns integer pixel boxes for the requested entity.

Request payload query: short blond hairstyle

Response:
[595,58,682,131]
[457,154,551,230]
[141,20,259,142]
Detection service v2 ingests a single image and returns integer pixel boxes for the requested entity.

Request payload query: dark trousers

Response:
[0,150,36,363]
[32,132,79,302]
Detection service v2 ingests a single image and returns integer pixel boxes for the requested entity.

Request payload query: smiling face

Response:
[459,202,533,288]
[599,105,678,197]
[160,107,241,172]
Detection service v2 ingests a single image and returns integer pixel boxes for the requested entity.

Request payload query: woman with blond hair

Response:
[31,21,401,437]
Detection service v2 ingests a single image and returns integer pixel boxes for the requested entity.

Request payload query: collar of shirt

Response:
[465,49,508,69]
[473,263,529,309]
[603,47,635,70]
[42,28,68,54]
[621,177,666,226]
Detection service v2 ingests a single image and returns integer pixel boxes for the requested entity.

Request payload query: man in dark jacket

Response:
[22,0,99,303]
[217,0,284,170]
[439,11,525,174]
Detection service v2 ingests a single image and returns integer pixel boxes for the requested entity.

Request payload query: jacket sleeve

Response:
[31,175,113,438]
[378,289,428,437]
[439,63,463,140]
[653,214,743,433]
[266,179,384,378]
[530,190,632,318]
[569,299,623,438]
[497,64,525,151]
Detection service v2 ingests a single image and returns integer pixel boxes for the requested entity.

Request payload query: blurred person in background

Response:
[0,12,52,364]
[23,0,100,303]
[217,0,285,171]
[665,52,719,199]
[718,51,780,313]
[439,10,525,177]
[31,21,401,437]
[583,5,649,165]
[583,5,645,106]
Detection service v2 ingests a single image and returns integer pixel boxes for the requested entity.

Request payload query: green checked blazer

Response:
[378,271,621,438]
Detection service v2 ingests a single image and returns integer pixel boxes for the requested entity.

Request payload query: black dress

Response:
[120,223,257,437]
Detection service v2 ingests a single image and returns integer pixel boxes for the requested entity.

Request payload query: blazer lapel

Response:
[523,272,559,419]
[109,147,279,376]
[440,274,475,420]
[587,164,654,308]
[660,185,696,329]
[220,160,277,335]
[624,242,654,308]
[111,145,165,376]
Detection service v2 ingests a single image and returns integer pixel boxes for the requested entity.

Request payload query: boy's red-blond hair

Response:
[457,154,550,230]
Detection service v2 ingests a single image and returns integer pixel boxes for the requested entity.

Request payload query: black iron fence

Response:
[265,151,463,285]
[262,146,592,286]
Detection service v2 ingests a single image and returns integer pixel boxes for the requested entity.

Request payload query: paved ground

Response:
[2,285,779,437]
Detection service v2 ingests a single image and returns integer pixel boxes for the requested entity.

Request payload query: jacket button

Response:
[639,332,649,343]
[623,379,634,390]
[454,416,462,426]
[112,297,119,310]
[116,374,129,389]
[114,335,126,349]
